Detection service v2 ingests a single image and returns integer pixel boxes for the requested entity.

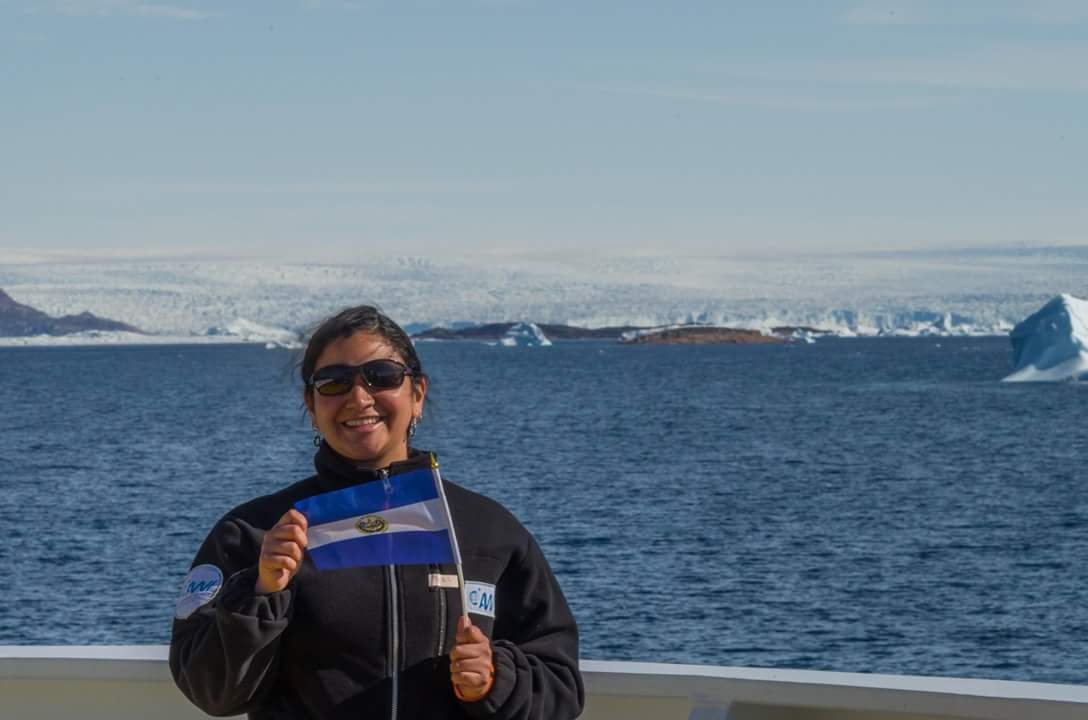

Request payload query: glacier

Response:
[204,318,303,349]
[1003,294,1088,382]
[0,248,1086,344]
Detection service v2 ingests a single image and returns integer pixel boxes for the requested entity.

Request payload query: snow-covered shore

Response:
[0,331,301,349]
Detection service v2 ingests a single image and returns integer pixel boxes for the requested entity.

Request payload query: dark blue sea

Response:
[2,338,1086,684]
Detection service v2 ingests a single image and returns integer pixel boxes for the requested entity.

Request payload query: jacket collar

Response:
[313,442,434,492]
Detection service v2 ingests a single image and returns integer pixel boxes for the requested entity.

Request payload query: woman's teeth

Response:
[344,418,381,427]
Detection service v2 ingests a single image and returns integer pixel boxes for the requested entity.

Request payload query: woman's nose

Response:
[345,377,376,403]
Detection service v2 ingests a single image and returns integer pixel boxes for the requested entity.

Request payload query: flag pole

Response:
[431,454,469,622]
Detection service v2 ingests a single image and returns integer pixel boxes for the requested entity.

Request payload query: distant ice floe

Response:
[499,323,552,347]
[1003,294,1088,382]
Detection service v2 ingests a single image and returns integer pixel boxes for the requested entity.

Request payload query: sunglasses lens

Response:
[311,365,356,396]
[313,377,352,396]
[362,360,406,389]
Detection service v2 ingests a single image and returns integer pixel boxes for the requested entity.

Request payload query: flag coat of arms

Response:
[295,466,461,571]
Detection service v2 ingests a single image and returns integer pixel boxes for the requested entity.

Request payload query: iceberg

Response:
[1003,294,1088,382]
[499,322,552,347]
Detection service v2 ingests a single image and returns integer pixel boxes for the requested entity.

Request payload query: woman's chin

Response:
[329,434,407,468]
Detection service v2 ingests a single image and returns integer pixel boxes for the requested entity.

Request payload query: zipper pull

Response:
[379,468,393,496]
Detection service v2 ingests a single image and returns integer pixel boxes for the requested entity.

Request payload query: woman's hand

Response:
[449,616,494,702]
[256,509,308,594]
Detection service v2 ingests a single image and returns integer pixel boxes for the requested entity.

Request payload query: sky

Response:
[2,0,1087,261]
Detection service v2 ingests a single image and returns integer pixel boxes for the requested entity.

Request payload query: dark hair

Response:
[301,305,426,402]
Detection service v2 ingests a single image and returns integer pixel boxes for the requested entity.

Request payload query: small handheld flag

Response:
[295,463,462,572]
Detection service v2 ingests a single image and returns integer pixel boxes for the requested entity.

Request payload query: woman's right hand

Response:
[256,509,309,594]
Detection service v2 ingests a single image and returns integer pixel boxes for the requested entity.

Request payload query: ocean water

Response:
[1,338,1086,685]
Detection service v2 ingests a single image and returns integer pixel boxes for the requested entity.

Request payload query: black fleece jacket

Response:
[169,447,584,720]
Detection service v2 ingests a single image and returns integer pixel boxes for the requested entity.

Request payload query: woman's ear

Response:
[412,376,428,414]
[304,390,315,417]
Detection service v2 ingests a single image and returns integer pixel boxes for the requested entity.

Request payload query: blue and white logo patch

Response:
[175,564,224,620]
[465,581,496,619]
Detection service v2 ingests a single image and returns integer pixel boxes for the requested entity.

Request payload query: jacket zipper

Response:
[435,567,447,656]
[388,564,400,720]
[381,470,399,720]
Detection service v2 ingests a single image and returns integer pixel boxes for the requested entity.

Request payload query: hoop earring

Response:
[408,416,420,439]
[312,423,322,448]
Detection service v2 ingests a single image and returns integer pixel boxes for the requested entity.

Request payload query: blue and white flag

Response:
[295,465,461,571]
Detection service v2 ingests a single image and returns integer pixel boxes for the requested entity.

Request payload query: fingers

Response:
[452,669,491,692]
[282,508,309,533]
[261,544,302,572]
[449,617,493,700]
[450,656,491,674]
[266,522,308,550]
[256,510,310,594]
[450,658,494,701]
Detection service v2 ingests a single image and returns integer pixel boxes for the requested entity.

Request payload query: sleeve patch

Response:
[175,564,224,620]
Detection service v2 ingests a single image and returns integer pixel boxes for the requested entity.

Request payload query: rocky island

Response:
[620,326,785,345]
[0,289,142,337]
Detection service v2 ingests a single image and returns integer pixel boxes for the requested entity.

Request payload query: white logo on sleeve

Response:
[465,581,496,619]
[175,564,224,620]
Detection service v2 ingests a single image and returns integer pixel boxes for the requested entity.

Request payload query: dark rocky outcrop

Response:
[620,326,784,345]
[0,289,142,336]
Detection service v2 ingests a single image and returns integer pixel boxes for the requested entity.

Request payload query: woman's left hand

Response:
[449,616,494,702]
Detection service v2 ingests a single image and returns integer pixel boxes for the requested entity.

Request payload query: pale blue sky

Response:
[2,0,1086,259]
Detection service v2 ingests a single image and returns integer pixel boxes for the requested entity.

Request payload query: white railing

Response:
[1,647,1086,719]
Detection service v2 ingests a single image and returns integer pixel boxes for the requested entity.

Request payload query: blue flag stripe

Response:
[307,529,455,570]
[295,467,440,526]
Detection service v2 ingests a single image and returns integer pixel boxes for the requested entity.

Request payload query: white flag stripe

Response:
[306,497,449,551]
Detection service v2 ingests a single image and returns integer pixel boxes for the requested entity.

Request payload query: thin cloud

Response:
[299,0,532,9]
[600,84,947,111]
[108,179,511,195]
[688,44,1088,96]
[843,0,1088,27]
[807,45,1088,93]
[34,1,214,20]
[605,41,1088,115]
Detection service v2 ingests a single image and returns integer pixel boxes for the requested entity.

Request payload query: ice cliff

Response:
[205,318,302,348]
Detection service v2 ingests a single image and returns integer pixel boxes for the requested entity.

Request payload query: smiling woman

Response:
[168,304,584,720]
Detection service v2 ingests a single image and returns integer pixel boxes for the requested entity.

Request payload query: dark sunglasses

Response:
[309,359,414,397]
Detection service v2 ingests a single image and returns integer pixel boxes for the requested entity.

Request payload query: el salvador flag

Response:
[295,466,460,571]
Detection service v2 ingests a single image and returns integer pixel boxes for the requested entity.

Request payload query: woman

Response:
[170,305,584,720]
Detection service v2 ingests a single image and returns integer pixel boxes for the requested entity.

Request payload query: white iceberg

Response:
[499,322,552,347]
[1003,294,1088,382]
